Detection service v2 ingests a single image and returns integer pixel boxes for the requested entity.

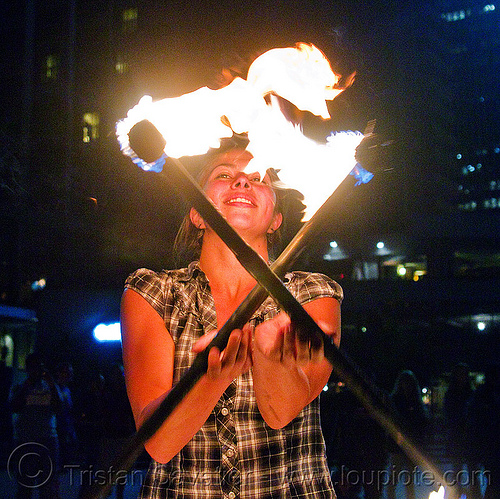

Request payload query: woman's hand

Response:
[253,312,325,367]
[192,327,253,382]
[251,298,340,428]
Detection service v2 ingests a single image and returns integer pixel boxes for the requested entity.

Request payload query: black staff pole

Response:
[85,130,460,499]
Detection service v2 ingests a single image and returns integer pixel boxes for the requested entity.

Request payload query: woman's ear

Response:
[189,208,206,229]
[267,212,283,234]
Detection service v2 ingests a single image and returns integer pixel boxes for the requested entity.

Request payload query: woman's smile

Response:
[224,195,256,207]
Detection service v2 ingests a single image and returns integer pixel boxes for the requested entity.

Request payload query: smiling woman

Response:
[173,140,299,265]
[120,138,343,499]
[190,148,282,254]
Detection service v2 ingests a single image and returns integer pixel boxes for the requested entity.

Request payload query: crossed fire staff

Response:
[85,133,465,499]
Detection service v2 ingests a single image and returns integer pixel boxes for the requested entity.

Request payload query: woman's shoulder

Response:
[124,264,200,318]
[125,268,170,291]
[125,263,198,290]
[283,270,343,304]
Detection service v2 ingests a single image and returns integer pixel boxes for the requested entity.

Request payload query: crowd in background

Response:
[0,352,137,499]
[1,349,499,499]
[321,362,500,499]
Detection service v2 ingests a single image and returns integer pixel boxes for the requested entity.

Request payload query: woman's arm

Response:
[251,296,341,429]
[121,288,251,463]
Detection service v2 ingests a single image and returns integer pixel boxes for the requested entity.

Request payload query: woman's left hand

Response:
[251,298,339,428]
[253,312,324,367]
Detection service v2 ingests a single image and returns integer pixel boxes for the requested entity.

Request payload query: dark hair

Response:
[173,138,305,265]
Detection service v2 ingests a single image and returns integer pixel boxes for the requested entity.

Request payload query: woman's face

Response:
[191,149,282,238]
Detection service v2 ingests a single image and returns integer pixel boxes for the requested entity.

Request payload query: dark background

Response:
[1,0,499,392]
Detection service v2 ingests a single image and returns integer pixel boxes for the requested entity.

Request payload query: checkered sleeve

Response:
[124,268,168,320]
[285,271,343,306]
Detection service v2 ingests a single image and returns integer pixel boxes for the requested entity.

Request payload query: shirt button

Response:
[221,407,229,416]
[226,448,234,458]
[228,492,236,499]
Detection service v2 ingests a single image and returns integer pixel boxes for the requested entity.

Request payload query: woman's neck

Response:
[198,230,269,299]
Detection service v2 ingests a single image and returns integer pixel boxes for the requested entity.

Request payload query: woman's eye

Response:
[215,172,231,179]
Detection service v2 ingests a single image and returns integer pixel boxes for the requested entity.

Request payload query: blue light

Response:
[93,322,122,342]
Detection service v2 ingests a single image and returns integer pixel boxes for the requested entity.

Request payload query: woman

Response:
[121,142,342,499]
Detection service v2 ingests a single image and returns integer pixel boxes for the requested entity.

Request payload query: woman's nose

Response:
[232,173,250,189]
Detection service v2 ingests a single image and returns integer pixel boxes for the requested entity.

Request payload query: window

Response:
[122,7,138,32]
[441,9,471,22]
[45,55,59,79]
[82,113,100,143]
[115,53,129,74]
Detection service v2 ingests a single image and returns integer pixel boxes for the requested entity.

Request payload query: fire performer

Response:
[120,136,342,499]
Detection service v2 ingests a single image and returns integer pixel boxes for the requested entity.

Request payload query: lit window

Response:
[441,9,469,21]
[115,53,129,74]
[122,7,138,32]
[45,55,58,79]
[82,113,100,143]
[462,201,477,211]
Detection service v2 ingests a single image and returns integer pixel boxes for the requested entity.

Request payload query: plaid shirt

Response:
[125,261,342,499]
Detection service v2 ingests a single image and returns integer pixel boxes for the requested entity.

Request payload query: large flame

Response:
[117,42,367,220]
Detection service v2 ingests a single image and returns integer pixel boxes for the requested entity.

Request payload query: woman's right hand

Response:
[192,327,252,382]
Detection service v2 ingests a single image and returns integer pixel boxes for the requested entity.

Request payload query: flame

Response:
[117,42,367,220]
[246,43,344,119]
[244,99,363,220]
[428,486,445,499]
